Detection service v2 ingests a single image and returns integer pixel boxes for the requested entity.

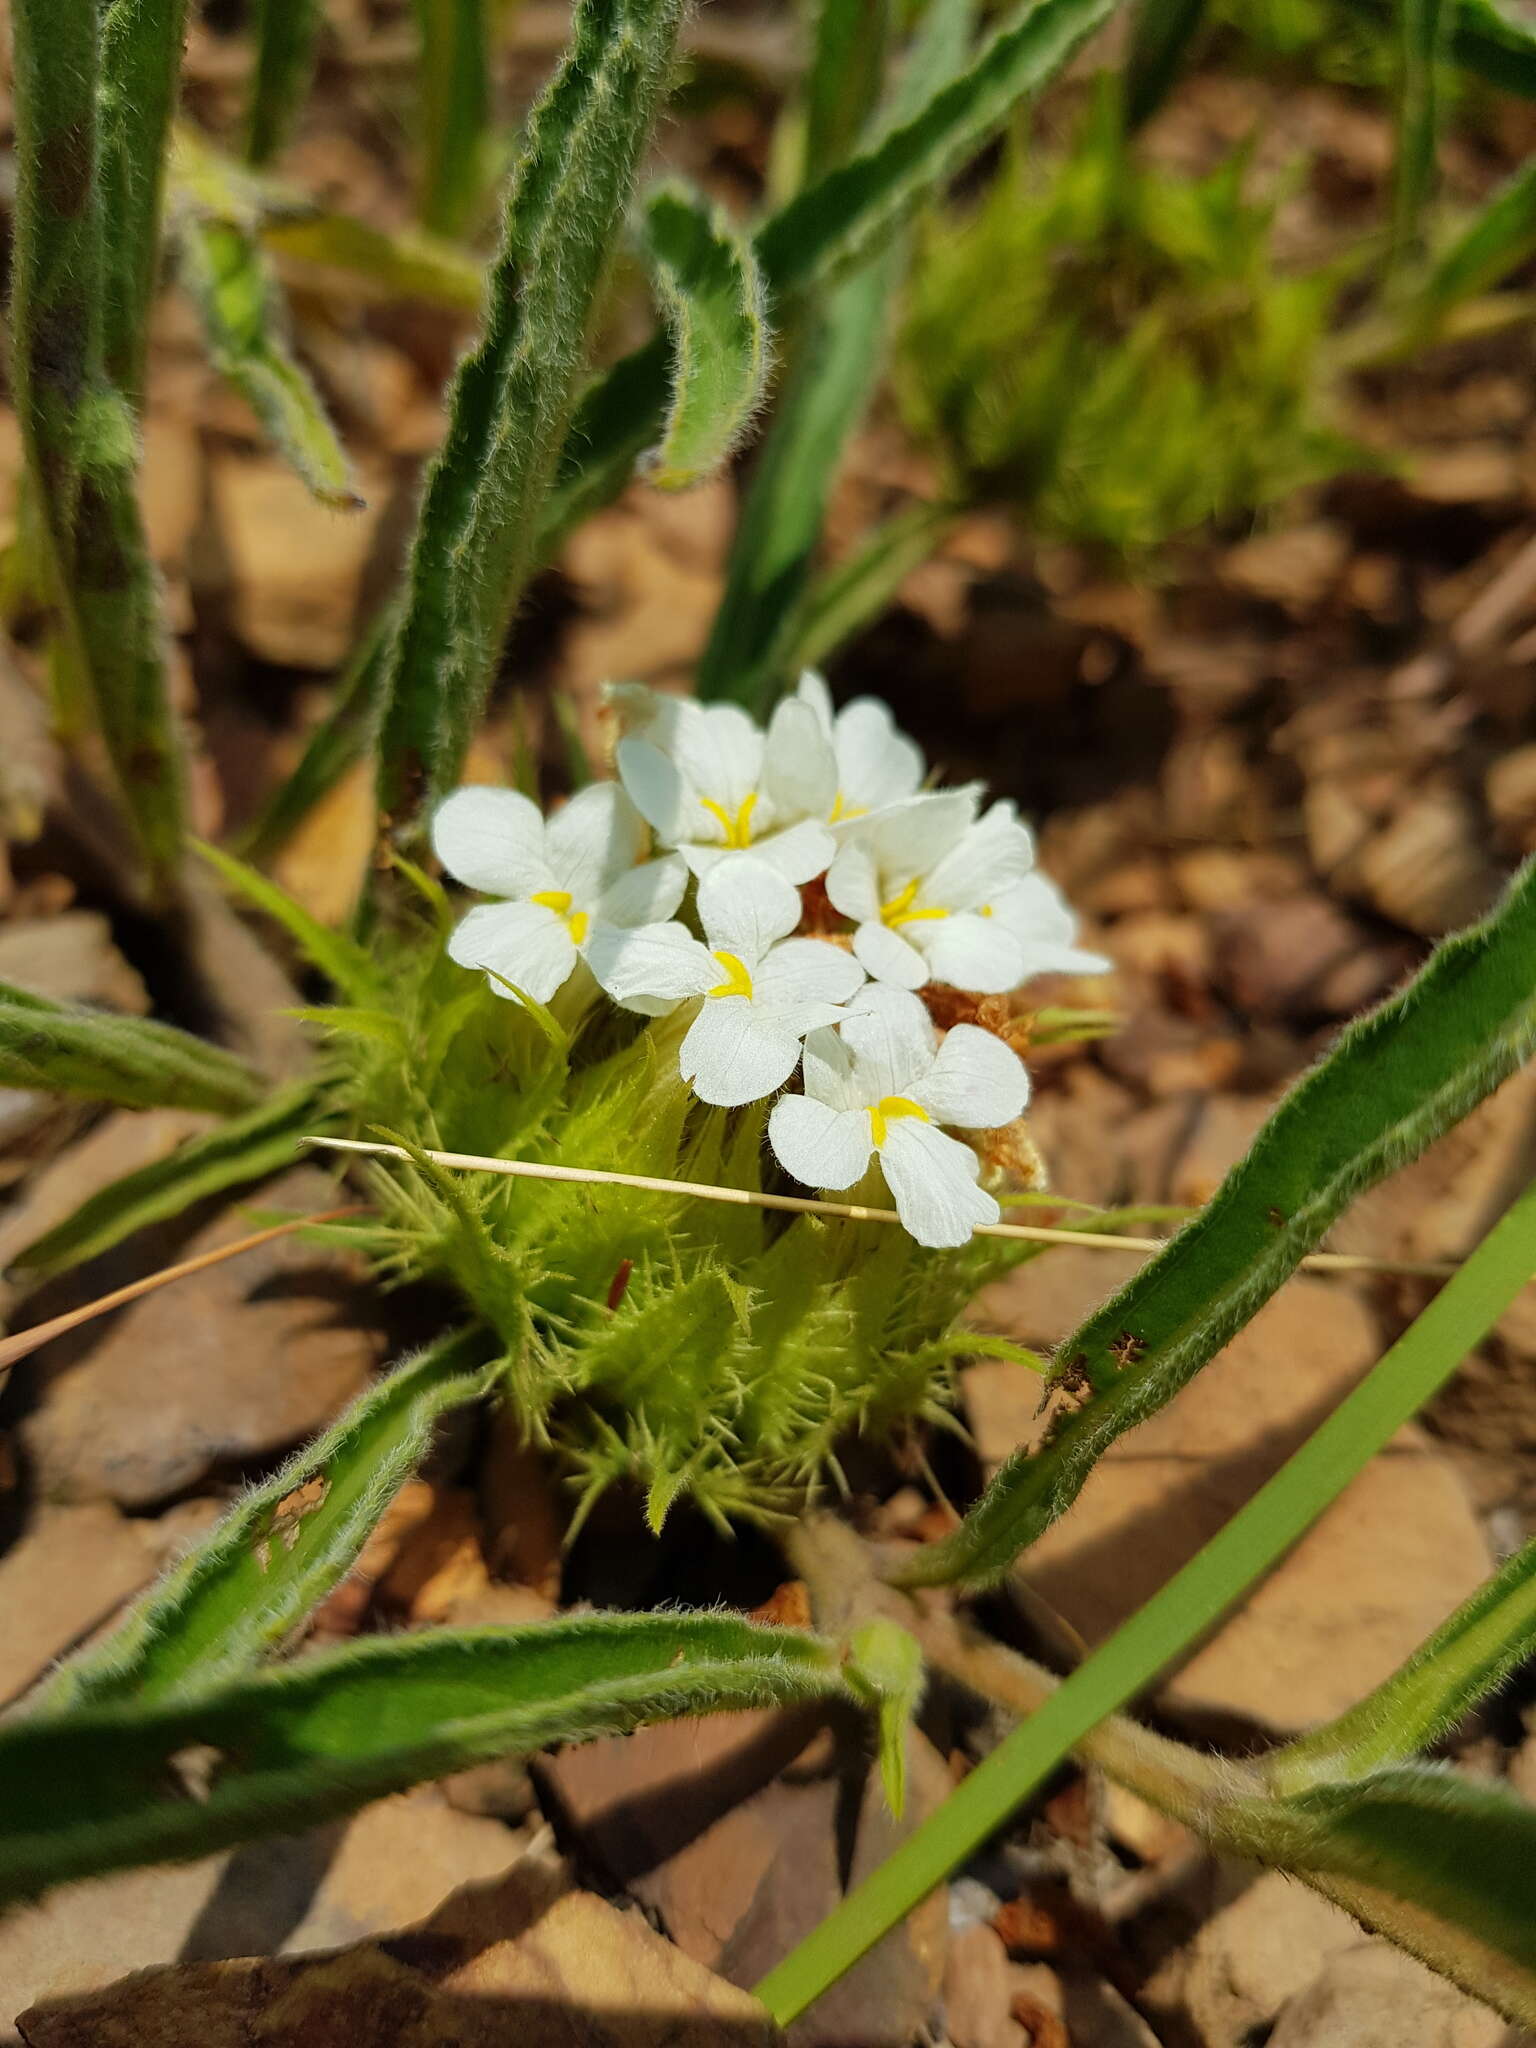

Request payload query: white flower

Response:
[433,782,687,1006]
[611,685,837,883]
[793,670,925,825]
[769,986,1029,1247]
[585,855,864,1107]
[826,794,1108,993]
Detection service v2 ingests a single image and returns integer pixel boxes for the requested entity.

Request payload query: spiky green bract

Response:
[376,0,687,832]
[99,0,191,407]
[641,185,769,491]
[45,1329,499,1712]
[0,980,262,1114]
[9,1082,328,1279]
[246,0,322,167]
[897,855,1536,1591]
[1267,1535,1536,1793]
[9,0,186,895]
[415,0,492,239]
[313,911,1060,1529]
[0,1614,847,1905]
[180,218,358,508]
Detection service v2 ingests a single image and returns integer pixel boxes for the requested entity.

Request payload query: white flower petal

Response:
[763,696,838,823]
[616,737,693,846]
[991,874,1112,979]
[696,855,802,961]
[799,1023,866,1111]
[825,844,882,924]
[595,852,689,929]
[794,669,836,732]
[446,900,576,1004]
[914,1023,1029,1129]
[920,912,1024,994]
[753,937,865,1008]
[851,919,927,990]
[879,1118,999,1247]
[431,786,550,898]
[769,1093,872,1191]
[922,800,1036,912]
[583,920,716,1007]
[674,702,763,813]
[857,788,978,879]
[545,781,646,903]
[839,984,936,1097]
[835,697,925,814]
[748,819,837,884]
[681,998,803,1107]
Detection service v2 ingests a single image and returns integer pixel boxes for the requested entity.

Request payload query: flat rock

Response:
[537,1707,947,2047]
[207,454,383,670]
[0,1787,523,2041]
[1266,1940,1525,2048]
[17,1859,777,2048]
[0,914,147,1014]
[24,1167,382,1508]
[0,1503,164,1705]
[1004,1277,1490,1732]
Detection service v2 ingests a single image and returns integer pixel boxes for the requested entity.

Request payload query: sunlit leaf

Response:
[0,982,262,1115]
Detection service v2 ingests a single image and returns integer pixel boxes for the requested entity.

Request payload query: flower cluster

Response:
[431,675,1107,1248]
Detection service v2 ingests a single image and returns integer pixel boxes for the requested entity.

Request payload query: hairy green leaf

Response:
[4,1615,848,1902]
[802,0,893,184]
[1269,1537,1536,1791]
[896,857,1536,1590]
[845,1618,925,1818]
[8,1083,325,1279]
[180,219,358,508]
[415,0,491,238]
[1123,0,1206,129]
[247,0,321,167]
[99,0,191,406]
[376,0,687,828]
[0,983,262,1115]
[195,841,383,1004]
[641,185,769,490]
[49,1330,499,1710]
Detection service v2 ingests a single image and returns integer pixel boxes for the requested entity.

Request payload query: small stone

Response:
[1209,895,1416,1020]
[1221,521,1349,611]
[1146,1871,1361,2047]
[1354,788,1503,937]
[0,914,147,1014]
[1488,744,1536,851]
[207,454,382,669]
[944,1923,1026,2048]
[1169,1094,1277,1208]
[0,1503,163,1705]
[1266,1940,1519,2047]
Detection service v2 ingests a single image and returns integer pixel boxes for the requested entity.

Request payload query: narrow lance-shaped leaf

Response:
[895,856,1536,1591]
[1122,0,1207,131]
[536,0,1111,577]
[376,0,687,830]
[195,840,384,1004]
[802,0,892,183]
[1394,0,1451,256]
[48,1329,500,1710]
[98,0,192,407]
[415,0,492,239]
[2,1615,851,1904]
[180,218,359,508]
[1266,1535,1536,1792]
[9,1081,327,1280]
[247,0,322,168]
[1338,0,1536,97]
[1417,156,1536,328]
[641,185,769,491]
[0,982,261,1115]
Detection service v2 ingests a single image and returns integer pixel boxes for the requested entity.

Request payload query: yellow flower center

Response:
[868,1096,929,1147]
[829,791,867,823]
[698,792,758,849]
[531,889,590,945]
[880,876,949,928]
[707,949,754,1000]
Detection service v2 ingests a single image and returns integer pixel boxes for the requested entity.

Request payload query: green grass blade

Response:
[414,0,492,238]
[896,857,1536,1591]
[180,218,359,508]
[1267,1536,1536,1791]
[98,0,191,407]
[787,498,957,677]
[1123,0,1207,130]
[7,1082,325,1280]
[195,840,383,1003]
[47,1329,499,1710]
[802,0,893,185]
[376,0,687,831]
[1419,157,1536,324]
[246,0,321,167]
[757,1175,1536,2025]
[0,983,262,1114]
[1395,0,1451,257]
[641,185,769,490]
[537,334,673,553]
[1339,0,1536,95]
[4,1615,849,1902]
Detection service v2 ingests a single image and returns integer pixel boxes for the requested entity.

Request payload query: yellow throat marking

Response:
[880,876,948,928]
[707,950,754,1000]
[531,889,589,944]
[699,792,758,849]
[829,791,867,823]
[868,1096,929,1147]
